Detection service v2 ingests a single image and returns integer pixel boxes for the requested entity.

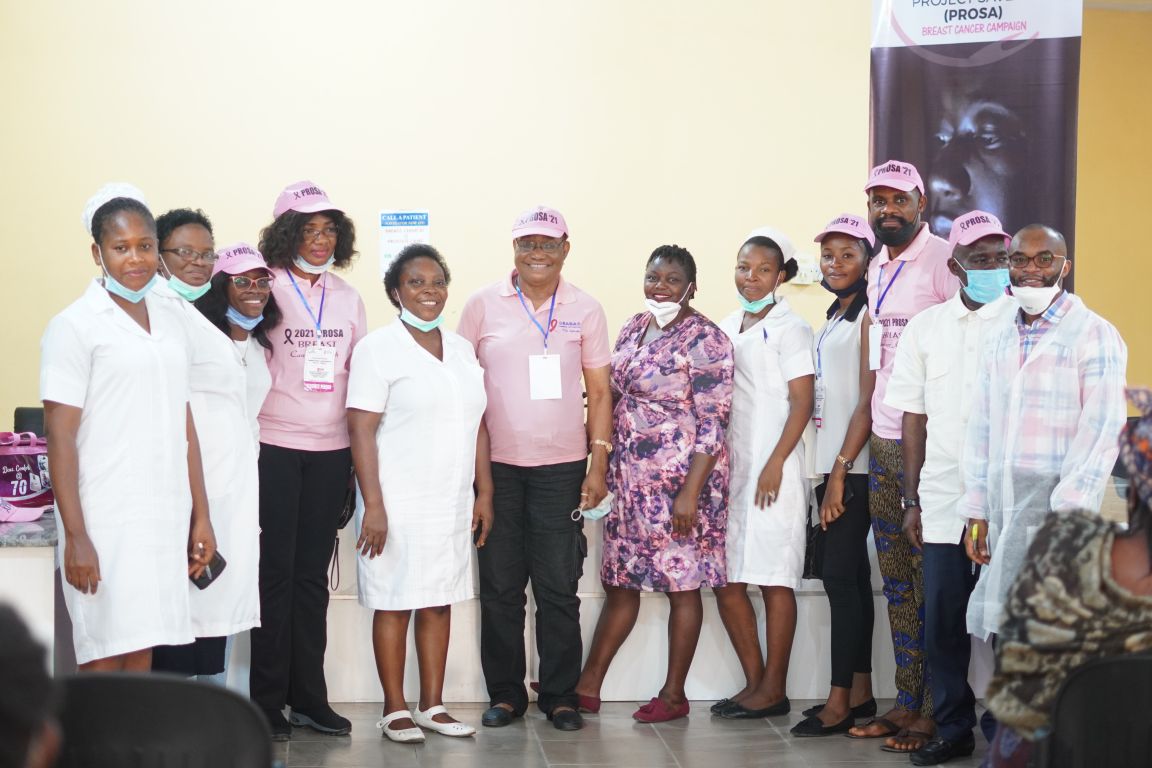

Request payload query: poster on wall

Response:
[870,0,1082,273]
[379,210,431,281]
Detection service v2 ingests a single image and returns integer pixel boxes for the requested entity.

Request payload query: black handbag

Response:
[336,467,356,530]
[802,488,825,580]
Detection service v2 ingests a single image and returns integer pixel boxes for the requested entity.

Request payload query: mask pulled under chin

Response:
[820,276,867,298]
[168,275,212,301]
[98,247,158,304]
[293,254,335,275]
[645,284,693,328]
[226,305,264,331]
[1011,283,1063,315]
[399,305,444,333]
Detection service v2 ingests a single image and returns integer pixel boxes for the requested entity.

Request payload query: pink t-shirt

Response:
[457,272,611,467]
[259,267,367,451]
[867,224,958,439]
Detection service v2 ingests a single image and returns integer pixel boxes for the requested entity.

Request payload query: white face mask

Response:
[1011,279,1063,315]
[293,254,335,275]
[644,283,693,328]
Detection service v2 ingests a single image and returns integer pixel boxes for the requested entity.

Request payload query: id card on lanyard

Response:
[813,312,844,428]
[515,279,561,400]
[288,271,335,392]
[870,260,905,371]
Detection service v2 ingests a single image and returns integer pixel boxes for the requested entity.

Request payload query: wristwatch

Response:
[836,454,854,471]
[900,497,921,510]
[591,439,613,454]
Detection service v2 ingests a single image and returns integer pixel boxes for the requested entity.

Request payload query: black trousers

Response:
[249,443,350,712]
[923,539,980,741]
[478,460,587,715]
[817,473,874,689]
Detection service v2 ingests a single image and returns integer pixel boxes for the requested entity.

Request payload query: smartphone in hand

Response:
[190,551,227,590]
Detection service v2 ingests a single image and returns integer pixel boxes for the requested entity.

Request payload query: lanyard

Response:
[815,313,845,377]
[514,278,557,353]
[874,260,906,316]
[287,270,327,332]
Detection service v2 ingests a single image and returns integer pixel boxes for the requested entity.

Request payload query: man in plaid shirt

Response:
[960,224,1127,644]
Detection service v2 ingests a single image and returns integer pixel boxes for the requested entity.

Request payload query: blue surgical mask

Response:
[226,306,263,331]
[98,247,157,304]
[959,266,1010,305]
[167,274,212,301]
[737,288,778,314]
[397,299,444,333]
[294,254,335,275]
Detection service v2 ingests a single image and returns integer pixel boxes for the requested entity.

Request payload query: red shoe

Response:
[528,681,601,714]
[633,697,690,723]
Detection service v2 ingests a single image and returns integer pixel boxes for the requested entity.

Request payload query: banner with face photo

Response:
[870,1,1082,282]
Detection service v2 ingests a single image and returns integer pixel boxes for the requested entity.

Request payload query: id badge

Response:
[868,323,882,371]
[303,346,337,392]
[528,354,562,400]
[813,376,826,428]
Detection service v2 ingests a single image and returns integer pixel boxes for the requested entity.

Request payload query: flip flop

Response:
[844,717,901,739]
[879,728,934,753]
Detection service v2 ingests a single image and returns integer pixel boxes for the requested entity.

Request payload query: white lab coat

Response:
[720,300,815,588]
[347,321,487,611]
[40,280,196,664]
[960,293,1127,640]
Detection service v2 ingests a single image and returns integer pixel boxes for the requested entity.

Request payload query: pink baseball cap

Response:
[864,160,924,195]
[813,213,875,248]
[213,242,271,277]
[512,206,568,239]
[272,180,342,218]
[948,210,1010,251]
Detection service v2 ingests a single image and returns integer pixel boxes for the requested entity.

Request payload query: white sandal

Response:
[413,704,477,737]
[377,710,425,743]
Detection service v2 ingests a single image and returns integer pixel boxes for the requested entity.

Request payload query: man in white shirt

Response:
[885,211,1016,764]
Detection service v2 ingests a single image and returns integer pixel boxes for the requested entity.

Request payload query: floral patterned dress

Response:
[600,311,735,592]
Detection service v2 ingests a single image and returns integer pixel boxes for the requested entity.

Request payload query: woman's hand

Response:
[755,457,784,509]
[472,494,494,548]
[965,518,991,566]
[671,490,699,537]
[580,472,608,511]
[187,516,218,580]
[819,474,848,530]
[64,532,101,594]
[357,500,388,558]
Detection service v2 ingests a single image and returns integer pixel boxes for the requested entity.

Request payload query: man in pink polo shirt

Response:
[847,160,958,749]
[457,206,612,732]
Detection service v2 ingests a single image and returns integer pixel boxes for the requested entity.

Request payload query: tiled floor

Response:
[273,700,987,767]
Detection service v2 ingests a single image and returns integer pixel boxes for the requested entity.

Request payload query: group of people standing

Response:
[40,160,1145,765]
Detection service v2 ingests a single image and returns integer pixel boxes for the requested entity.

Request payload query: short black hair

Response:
[194,272,283,353]
[258,209,357,270]
[383,243,452,309]
[90,198,155,243]
[646,244,697,285]
[0,604,56,768]
[156,208,214,246]
[740,235,799,282]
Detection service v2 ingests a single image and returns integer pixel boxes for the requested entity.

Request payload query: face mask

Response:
[293,254,335,275]
[645,283,693,329]
[98,246,157,304]
[226,305,263,331]
[1012,282,1063,315]
[820,275,867,298]
[958,266,1010,305]
[737,278,782,314]
[167,274,212,302]
[571,491,615,522]
[397,296,444,333]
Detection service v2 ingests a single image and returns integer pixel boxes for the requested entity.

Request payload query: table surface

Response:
[0,509,57,547]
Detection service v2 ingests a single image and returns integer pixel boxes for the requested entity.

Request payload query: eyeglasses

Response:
[1008,252,1064,269]
[301,226,339,241]
[229,275,274,290]
[515,240,565,254]
[162,247,218,263]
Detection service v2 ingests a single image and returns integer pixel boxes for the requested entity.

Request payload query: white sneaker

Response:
[377,710,425,743]
[413,704,477,737]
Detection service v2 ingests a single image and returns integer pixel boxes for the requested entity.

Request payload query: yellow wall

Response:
[0,2,1146,417]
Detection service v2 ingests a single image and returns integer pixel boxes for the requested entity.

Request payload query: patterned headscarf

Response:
[1120,387,1152,509]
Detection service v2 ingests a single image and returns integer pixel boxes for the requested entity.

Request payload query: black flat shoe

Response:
[709,698,733,715]
[720,697,790,719]
[481,705,518,728]
[801,697,877,718]
[549,708,584,731]
[910,734,976,765]
[790,714,855,737]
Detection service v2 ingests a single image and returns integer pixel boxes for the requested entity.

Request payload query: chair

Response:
[57,672,274,768]
[1038,653,1152,768]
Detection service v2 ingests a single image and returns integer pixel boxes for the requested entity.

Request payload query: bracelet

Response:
[836,454,854,471]
[591,439,613,454]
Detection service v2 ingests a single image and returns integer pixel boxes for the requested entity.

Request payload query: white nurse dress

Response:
[346,321,487,611]
[39,280,197,664]
[720,299,815,588]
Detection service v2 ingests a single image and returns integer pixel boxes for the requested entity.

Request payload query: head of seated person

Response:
[0,604,59,768]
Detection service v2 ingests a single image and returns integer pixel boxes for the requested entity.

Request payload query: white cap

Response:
[744,225,795,262]
[82,182,148,236]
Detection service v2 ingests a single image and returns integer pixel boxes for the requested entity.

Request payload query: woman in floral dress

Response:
[574,244,734,723]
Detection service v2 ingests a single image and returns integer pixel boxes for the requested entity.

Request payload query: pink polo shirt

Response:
[259,267,367,451]
[867,224,958,439]
[457,272,611,467]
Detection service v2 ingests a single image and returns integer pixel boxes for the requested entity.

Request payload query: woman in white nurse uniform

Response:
[348,244,492,744]
[713,229,815,719]
[41,185,216,671]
